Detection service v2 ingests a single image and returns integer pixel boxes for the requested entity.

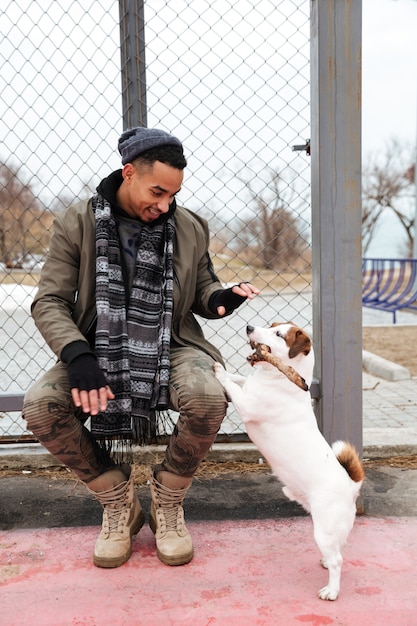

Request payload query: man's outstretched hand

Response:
[216,282,260,316]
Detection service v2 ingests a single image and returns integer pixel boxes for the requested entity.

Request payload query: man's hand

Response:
[216,282,260,316]
[67,353,114,415]
[72,385,115,416]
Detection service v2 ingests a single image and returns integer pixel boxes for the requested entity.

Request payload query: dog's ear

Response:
[288,329,311,358]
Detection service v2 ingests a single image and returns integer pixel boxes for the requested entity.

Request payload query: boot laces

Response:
[103,501,129,533]
[156,487,186,531]
[162,503,181,530]
[99,484,130,534]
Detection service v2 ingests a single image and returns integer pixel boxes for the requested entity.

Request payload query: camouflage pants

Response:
[23,346,228,483]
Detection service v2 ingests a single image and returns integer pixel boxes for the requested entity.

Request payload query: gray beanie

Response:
[118,126,183,165]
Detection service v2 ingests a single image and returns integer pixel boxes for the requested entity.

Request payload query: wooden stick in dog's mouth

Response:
[247,342,309,392]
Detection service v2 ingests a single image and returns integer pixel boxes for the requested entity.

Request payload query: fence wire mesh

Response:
[1,0,311,441]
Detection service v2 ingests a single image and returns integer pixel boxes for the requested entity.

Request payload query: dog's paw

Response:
[318,585,339,601]
[213,362,227,385]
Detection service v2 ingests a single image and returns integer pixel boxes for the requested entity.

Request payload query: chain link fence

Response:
[0,0,311,442]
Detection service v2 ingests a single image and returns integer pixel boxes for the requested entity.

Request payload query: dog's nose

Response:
[246,325,254,334]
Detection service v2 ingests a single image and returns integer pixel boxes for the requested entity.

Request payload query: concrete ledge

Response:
[363,444,417,459]
[0,441,416,471]
[362,350,411,381]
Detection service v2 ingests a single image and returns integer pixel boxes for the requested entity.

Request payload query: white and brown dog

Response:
[213,322,364,601]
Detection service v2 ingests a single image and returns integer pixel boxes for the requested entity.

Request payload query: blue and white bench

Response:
[362,258,417,324]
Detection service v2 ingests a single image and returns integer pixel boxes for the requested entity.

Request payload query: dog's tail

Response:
[332,440,365,483]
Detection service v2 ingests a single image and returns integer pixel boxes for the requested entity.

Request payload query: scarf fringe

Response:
[95,410,177,462]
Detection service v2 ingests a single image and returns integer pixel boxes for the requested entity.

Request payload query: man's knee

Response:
[179,393,227,437]
[162,392,227,476]
[170,353,227,417]
[23,365,72,435]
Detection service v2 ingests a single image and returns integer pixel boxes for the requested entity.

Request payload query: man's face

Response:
[120,160,183,222]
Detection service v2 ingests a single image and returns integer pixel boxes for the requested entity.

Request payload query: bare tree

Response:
[239,169,310,271]
[0,162,48,266]
[0,163,97,267]
[362,139,415,255]
[199,166,310,271]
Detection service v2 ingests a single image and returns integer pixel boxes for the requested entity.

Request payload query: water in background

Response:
[366,212,408,259]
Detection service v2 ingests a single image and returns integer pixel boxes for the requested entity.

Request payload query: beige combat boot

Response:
[87,466,145,568]
[149,470,194,566]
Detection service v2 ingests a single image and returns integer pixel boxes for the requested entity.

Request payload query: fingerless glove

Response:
[208,285,248,315]
[67,353,107,391]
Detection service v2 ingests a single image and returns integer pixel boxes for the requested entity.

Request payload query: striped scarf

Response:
[91,193,174,447]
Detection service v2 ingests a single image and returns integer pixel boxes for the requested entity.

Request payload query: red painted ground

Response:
[1,517,417,625]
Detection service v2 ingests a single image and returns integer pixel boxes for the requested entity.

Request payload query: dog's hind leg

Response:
[282,486,310,513]
[313,526,343,600]
[317,551,342,600]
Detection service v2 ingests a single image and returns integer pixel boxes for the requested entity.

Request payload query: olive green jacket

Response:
[31,199,226,365]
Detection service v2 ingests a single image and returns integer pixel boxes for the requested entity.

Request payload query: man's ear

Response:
[122,163,135,181]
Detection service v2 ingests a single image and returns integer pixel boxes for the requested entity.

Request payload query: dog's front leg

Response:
[213,363,249,412]
[225,372,247,385]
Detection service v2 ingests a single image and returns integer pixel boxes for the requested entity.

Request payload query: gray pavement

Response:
[362,371,417,456]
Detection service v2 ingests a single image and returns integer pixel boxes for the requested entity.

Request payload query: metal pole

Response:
[119,0,147,129]
[413,120,417,258]
[310,0,363,454]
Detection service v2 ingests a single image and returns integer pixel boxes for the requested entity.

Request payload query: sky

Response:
[362,0,417,156]
[2,1,416,163]
[362,0,417,255]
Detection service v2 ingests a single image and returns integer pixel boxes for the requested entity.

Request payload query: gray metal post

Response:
[310,0,363,454]
[414,108,417,259]
[119,0,147,129]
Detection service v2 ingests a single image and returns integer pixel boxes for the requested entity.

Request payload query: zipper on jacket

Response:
[85,314,97,348]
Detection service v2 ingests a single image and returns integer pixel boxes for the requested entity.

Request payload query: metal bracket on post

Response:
[292,139,311,156]
[309,379,321,401]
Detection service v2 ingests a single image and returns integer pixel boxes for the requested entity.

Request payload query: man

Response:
[23,127,259,569]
